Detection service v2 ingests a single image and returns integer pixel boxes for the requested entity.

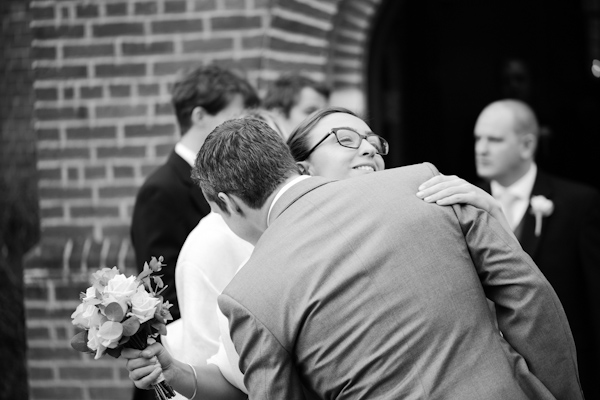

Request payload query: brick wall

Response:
[23,0,378,399]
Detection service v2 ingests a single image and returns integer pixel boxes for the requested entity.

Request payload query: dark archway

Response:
[368,0,599,189]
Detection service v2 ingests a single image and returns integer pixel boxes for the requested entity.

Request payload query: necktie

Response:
[498,191,520,231]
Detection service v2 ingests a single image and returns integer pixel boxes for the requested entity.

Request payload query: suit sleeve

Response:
[580,190,600,375]
[131,184,189,320]
[218,294,307,400]
[453,204,584,400]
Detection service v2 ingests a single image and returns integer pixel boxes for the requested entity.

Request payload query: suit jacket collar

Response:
[268,176,332,226]
[519,170,554,258]
[167,150,209,213]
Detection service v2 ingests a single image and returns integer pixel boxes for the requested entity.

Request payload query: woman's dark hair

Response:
[286,107,358,161]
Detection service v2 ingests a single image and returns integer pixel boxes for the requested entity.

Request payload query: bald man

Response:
[474,99,600,399]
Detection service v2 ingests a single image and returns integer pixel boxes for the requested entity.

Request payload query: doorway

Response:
[368,0,599,189]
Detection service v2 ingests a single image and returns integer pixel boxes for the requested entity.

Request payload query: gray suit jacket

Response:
[219,163,582,399]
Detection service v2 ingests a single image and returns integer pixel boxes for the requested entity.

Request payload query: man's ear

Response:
[521,132,538,158]
[191,106,207,126]
[296,161,314,176]
[217,192,243,215]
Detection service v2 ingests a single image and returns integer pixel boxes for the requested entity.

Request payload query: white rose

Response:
[71,303,102,329]
[130,286,160,323]
[104,274,139,302]
[530,195,554,215]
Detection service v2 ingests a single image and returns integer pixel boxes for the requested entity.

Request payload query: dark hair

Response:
[192,117,298,213]
[287,106,358,161]
[171,65,260,134]
[263,73,330,117]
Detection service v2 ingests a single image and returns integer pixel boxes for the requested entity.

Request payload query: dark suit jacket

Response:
[131,150,210,321]
[220,163,582,400]
[480,170,600,399]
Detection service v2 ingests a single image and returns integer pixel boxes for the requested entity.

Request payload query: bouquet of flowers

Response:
[70,256,175,400]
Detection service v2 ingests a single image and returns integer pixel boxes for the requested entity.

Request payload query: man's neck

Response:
[496,161,533,187]
[179,127,206,155]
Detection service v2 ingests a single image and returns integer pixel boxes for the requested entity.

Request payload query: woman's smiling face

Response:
[301,112,386,180]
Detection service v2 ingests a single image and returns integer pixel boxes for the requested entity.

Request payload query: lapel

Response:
[268,176,332,226]
[168,151,209,213]
[518,171,554,259]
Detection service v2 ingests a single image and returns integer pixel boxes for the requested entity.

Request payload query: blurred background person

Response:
[263,73,330,138]
[474,99,600,399]
[129,64,259,400]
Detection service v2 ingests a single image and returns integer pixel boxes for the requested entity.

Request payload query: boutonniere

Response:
[530,195,554,237]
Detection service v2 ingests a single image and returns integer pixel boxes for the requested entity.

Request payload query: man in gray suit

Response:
[193,118,582,399]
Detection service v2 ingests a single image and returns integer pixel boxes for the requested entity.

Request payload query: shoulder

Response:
[543,172,600,203]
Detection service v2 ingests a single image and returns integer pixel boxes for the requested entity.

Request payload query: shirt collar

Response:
[266,175,311,227]
[491,163,537,200]
[174,142,197,167]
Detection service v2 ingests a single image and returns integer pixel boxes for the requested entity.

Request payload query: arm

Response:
[454,204,583,399]
[219,294,307,400]
[417,174,514,238]
[122,343,246,400]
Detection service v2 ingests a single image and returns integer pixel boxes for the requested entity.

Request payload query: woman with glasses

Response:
[123,107,511,400]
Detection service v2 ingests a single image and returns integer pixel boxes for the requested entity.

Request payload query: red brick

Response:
[155,143,174,157]
[113,165,135,178]
[41,225,94,241]
[80,86,103,99]
[32,46,56,60]
[93,22,144,37]
[103,224,132,238]
[64,87,75,99]
[165,1,187,13]
[122,41,174,55]
[27,326,51,341]
[28,345,82,360]
[76,4,99,18]
[124,123,175,138]
[60,366,113,380]
[41,206,64,218]
[66,126,116,140]
[182,37,233,53]
[64,44,114,58]
[35,106,88,121]
[223,0,245,10]
[272,15,327,38]
[25,285,49,301]
[98,185,140,198]
[278,0,331,20]
[96,105,147,118]
[134,2,158,15]
[38,187,92,200]
[106,3,128,16]
[71,206,120,218]
[32,25,84,40]
[192,0,217,11]
[138,83,159,96]
[35,66,88,80]
[35,88,58,101]
[270,36,326,56]
[154,101,174,115]
[30,386,83,399]
[39,167,62,180]
[67,167,78,180]
[153,60,200,76]
[89,386,133,400]
[151,19,204,34]
[212,15,262,30]
[28,366,54,380]
[31,6,56,20]
[265,57,321,72]
[56,326,69,340]
[241,34,263,49]
[84,166,107,179]
[109,84,131,97]
[95,63,146,77]
[97,145,146,158]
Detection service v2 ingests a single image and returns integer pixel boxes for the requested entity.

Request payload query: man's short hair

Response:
[171,65,260,134]
[192,117,298,213]
[263,73,330,117]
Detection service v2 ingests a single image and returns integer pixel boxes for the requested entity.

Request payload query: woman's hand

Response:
[417,174,513,236]
[122,343,174,390]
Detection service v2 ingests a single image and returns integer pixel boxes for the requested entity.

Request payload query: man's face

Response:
[208,198,257,244]
[474,107,524,183]
[282,87,328,138]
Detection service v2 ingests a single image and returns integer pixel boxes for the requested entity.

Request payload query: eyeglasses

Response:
[303,127,389,159]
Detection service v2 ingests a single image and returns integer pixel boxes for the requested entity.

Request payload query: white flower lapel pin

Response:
[530,195,554,237]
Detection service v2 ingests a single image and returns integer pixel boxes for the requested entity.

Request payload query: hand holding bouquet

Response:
[70,256,175,399]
